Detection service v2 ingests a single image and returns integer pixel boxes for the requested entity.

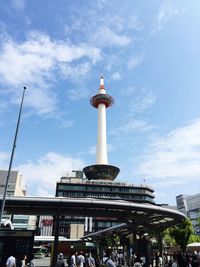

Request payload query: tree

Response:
[168,219,193,253]
[163,228,176,247]
[189,234,200,243]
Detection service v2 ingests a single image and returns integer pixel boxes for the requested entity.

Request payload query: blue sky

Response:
[0,0,200,205]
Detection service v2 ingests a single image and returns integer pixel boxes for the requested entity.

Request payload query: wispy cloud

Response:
[0,31,101,87]
[131,91,157,113]
[157,1,179,31]
[110,119,153,137]
[111,72,122,81]
[0,152,10,169]
[16,152,85,196]
[0,31,101,120]
[90,26,131,47]
[109,88,156,151]
[11,0,25,11]
[127,55,144,70]
[137,119,200,183]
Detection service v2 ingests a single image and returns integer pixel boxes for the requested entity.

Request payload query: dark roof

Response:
[1,196,185,234]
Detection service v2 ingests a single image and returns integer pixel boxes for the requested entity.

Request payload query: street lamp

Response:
[0,87,27,225]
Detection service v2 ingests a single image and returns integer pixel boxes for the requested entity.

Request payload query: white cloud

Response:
[137,119,200,183]
[16,152,85,196]
[111,72,122,81]
[91,27,131,47]
[97,0,106,9]
[126,15,143,31]
[0,32,101,87]
[109,88,156,151]
[0,31,101,117]
[11,0,25,11]
[0,152,10,169]
[110,119,153,137]
[127,55,144,70]
[132,91,157,113]
[157,1,179,31]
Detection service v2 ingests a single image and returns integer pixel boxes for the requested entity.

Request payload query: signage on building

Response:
[42,219,53,226]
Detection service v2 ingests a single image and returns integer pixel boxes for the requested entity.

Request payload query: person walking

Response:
[56,253,66,267]
[77,251,85,267]
[6,253,16,267]
[133,255,143,267]
[70,251,78,267]
[102,250,116,267]
[86,253,96,267]
[28,255,35,267]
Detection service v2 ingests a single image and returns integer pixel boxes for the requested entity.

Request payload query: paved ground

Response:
[33,256,51,267]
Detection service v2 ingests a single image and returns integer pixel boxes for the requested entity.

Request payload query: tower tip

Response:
[100,75,104,89]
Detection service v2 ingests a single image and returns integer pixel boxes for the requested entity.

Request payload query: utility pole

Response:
[0,87,27,225]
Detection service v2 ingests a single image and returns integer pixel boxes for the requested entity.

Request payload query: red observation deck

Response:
[90,93,114,108]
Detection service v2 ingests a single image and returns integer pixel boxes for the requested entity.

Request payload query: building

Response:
[0,170,37,230]
[55,170,155,237]
[0,170,25,197]
[176,193,200,235]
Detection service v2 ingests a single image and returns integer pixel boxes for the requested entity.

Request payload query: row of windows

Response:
[57,184,152,194]
[12,219,28,224]
[58,219,120,228]
[189,209,200,219]
[97,221,119,227]
[59,220,84,226]
[57,191,153,202]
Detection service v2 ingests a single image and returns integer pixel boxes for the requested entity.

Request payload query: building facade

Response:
[0,170,25,197]
[55,170,155,237]
[0,170,37,230]
[176,193,200,235]
[38,215,54,236]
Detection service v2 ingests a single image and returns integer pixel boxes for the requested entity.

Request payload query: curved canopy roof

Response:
[1,196,185,234]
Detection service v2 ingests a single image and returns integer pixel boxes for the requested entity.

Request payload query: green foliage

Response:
[189,234,200,243]
[163,228,176,247]
[168,219,193,253]
[98,235,120,248]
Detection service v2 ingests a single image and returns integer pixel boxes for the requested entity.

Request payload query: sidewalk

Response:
[33,256,51,267]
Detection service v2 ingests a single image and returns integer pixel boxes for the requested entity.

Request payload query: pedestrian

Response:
[56,253,66,267]
[20,254,27,267]
[192,254,199,267]
[86,253,96,267]
[70,251,77,267]
[28,255,35,267]
[6,253,16,267]
[133,255,143,267]
[171,255,178,267]
[102,250,116,267]
[129,252,136,267]
[77,251,85,267]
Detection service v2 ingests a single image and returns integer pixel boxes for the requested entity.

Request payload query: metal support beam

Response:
[51,213,60,267]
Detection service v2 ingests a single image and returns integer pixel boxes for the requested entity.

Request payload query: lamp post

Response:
[0,87,27,225]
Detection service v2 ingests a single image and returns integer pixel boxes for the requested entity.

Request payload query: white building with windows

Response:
[0,170,37,230]
[176,193,200,235]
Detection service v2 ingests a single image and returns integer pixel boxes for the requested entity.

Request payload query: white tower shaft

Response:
[83,76,119,180]
[96,103,108,164]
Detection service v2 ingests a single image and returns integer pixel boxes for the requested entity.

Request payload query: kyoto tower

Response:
[83,76,120,180]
